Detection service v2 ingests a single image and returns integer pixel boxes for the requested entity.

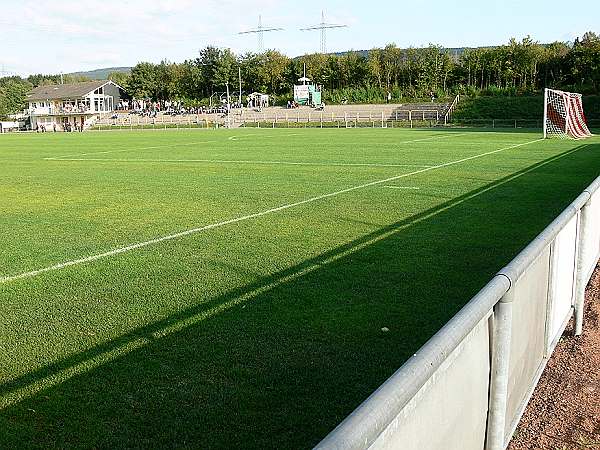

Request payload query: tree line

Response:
[1,32,598,118]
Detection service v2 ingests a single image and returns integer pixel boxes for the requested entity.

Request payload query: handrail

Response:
[443,94,460,124]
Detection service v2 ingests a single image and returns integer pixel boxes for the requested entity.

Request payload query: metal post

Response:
[543,88,548,139]
[574,199,592,335]
[486,289,514,450]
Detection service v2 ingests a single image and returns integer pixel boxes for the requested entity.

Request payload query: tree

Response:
[108,71,131,90]
[0,78,32,118]
[128,62,159,99]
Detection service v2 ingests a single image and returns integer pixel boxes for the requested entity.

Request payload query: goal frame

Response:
[543,88,592,140]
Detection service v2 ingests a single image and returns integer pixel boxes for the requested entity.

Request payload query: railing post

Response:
[574,198,592,335]
[486,288,514,450]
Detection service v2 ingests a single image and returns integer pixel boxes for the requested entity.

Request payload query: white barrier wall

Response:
[316,176,600,450]
[370,317,491,450]
[583,191,600,281]
[505,247,550,438]
[548,215,578,344]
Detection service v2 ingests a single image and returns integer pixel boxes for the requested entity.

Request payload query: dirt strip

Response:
[508,263,600,450]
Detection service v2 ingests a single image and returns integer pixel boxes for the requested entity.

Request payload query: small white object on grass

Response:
[381,327,390,333]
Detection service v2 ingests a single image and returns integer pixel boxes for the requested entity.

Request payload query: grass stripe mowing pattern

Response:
[0,128,599,449]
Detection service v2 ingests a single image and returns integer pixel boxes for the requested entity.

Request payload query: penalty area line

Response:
[1,138,543,285]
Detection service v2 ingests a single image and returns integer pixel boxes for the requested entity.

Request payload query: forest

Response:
[1,31,599,117]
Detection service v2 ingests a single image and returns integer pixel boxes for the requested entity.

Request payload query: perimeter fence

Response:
[90,114,600,131]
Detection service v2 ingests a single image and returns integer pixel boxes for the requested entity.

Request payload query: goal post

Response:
[544,88,593,139]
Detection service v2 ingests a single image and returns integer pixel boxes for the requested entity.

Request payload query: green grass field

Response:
[1,128,599,449]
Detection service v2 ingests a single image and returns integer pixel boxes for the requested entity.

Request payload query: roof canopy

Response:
[27,80,122,101]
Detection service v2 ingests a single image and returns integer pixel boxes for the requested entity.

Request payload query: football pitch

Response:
[1,128,599,448]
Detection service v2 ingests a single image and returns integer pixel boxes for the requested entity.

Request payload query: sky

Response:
[0,0,598,76]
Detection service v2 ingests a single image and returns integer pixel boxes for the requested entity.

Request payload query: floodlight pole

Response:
[238,66,242,105]
[225,82,231,114]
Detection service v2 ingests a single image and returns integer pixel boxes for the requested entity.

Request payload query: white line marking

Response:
[398,133,467,143]
[2,142,581,409]
[44,132,465,160]
[45,141,217,159]
[1,138,543,284]
[384,186,421,190]
[45,158,433,168]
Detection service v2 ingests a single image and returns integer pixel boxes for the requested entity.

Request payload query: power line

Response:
[300,11,347,54]
[238,15,283,53]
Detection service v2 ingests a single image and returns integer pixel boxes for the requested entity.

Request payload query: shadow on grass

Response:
[1,144,599,449]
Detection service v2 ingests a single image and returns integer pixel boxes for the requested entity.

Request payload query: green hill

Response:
[69,67,131,80]
[453,95,600,120]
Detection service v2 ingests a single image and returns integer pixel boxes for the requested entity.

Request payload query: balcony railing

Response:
[29,106,96,116]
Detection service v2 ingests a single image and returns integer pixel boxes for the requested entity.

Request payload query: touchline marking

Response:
[1,138,543,284]
[45,158,434,168]
[45,141,217,160]
[44,132,465,159]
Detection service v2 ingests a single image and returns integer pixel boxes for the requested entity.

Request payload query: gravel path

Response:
[509,262,600,450]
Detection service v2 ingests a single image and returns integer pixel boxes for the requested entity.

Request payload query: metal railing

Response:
[443,94,460,124]
[316,175,600,450]
[29,107,95,116]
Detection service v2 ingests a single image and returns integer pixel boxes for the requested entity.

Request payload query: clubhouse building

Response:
[26,80,124,131]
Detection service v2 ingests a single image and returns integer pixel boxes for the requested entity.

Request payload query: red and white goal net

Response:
[544,88,592,139]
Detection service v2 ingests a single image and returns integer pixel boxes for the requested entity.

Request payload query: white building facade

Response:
[27,80,124,131]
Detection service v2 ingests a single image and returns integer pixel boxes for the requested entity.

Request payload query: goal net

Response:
[544,88,592,139]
